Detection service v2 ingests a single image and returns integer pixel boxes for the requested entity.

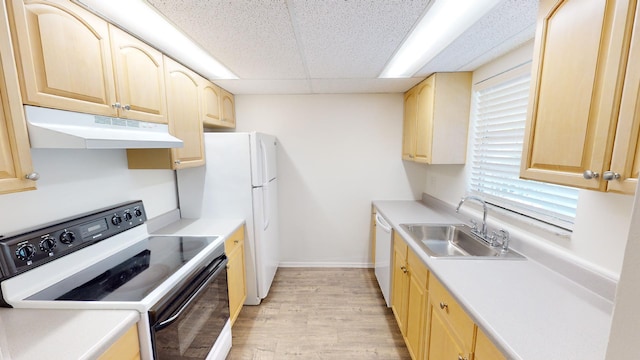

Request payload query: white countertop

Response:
[373,200,613,360]
[0,308,139,360]
[151,217,245,239]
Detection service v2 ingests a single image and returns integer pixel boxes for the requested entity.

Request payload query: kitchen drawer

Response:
[429,273,475,351]
[407,248,428,286]
[393,231,408,259]
[224,226,245,254]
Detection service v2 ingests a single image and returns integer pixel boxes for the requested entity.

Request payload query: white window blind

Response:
[470,73,579,230]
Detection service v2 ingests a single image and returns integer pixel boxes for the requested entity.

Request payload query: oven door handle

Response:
[154,257,227,331]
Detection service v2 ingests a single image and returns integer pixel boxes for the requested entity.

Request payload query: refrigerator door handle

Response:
[262,184,270,230]
[260,139,269,184]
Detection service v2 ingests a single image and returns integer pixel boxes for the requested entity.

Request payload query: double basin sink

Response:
[400,223,525,259]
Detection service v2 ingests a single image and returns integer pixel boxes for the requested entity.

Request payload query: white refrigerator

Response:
[176,132,279,305]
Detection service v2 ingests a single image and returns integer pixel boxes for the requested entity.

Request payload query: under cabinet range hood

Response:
[24,105,183,149]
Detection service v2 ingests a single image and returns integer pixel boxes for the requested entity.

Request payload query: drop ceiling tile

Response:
[289,0,432,79]
[146,0,307,79]
[213,79,313,95]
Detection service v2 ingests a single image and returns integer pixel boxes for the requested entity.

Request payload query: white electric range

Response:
[0,201,231,360]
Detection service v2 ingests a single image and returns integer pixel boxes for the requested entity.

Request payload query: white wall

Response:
[0,149,177,235]
[423,40,634,277]
[235,94,427,266]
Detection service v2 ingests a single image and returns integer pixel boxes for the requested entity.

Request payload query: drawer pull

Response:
[234,240,239,244]
[458,355,468,360]
[439,302,448,311]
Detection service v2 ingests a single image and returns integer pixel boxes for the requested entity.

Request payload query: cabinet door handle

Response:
[603,171,621,181]
[234,240,239,244]
[123,104,131,111]
[458,355,468,360]
[582,170,599,179]
[174,160,181,165]
[400,266,407,273]
[439,302,448,311]
[112,102,121,109]
[25,172,39,181]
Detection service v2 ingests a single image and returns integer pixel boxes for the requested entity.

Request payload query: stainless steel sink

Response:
[399,223,525,259]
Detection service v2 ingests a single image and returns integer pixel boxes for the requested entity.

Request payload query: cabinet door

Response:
[8,0,117,116]
[415,77,434,163]
[220,87,236,128]
[520,0,635,189]
[0,2,35,195]
[390,235,408,334]
[227,242,246,325]
[109,25,167,124]
[164,57,204,169]
[201,79,222,127]
[405,250,428,360]
[98,325,140,360]
[475,327,506,360]
[428,308,469,360]
[608,2,640,194]
[226,226,247,326]
[402,87,417,160]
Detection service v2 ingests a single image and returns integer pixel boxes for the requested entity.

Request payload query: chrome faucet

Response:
[456,195,489,240]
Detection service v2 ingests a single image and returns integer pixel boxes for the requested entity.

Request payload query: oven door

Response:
[149,254,229,359]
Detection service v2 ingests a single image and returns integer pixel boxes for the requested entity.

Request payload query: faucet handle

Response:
[470,219,478,232]
[491,229,510,250]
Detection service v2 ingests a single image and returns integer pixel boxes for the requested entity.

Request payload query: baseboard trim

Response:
[279,262,373,268]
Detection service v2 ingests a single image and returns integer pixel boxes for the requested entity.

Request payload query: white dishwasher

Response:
[374,212,393,307]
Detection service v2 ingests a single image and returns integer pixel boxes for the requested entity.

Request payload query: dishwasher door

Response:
[374,213,392,307]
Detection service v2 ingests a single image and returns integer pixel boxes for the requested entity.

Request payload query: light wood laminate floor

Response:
[227,268,410,359]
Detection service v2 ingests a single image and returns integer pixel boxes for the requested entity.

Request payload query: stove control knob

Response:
[59,230,75,245]
[15,244,36,261]
[111,214,123,226]
[133,208,142,217]
[40,236,57,251]
[123,210,133,221]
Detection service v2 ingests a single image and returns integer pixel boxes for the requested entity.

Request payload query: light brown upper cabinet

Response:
[8,0,167,123]
[7,0,117,116]
[127,56,204,170]
[520,0,639,193]
[201,79,222,127]
[607,2,640,194]
[109,25,167,123]
[220,87,236,128]
[201,79,235,129]
[0,0,36,195]
[402,72,472,164]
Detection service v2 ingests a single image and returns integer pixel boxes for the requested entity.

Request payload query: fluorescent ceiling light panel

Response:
[77,0,238,80]
[380,0,502,78]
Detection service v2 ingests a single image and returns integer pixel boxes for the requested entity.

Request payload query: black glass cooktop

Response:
[28,236,218,302]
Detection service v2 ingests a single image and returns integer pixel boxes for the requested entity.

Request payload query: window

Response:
[469,70,579,230]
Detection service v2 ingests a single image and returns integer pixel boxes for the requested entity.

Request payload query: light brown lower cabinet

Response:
[427,274,475,360]
[391,232,428,359]
[225,225,247,325]
[390,233,506,360]
[475,327,507,360]
[98,324,140,360]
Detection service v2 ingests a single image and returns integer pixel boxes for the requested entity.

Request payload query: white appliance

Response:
[374,212,393,307]
[0,201,231,360]
[24,105,183,149]
[177,132,279,305]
